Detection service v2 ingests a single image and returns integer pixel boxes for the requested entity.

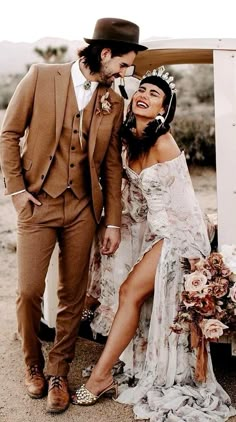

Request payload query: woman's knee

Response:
[119,280,146,308]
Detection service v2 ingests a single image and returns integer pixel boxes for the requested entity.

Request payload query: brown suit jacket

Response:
[0,62,124,225]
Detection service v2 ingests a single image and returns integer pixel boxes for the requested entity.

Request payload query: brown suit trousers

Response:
[16,190,96,376]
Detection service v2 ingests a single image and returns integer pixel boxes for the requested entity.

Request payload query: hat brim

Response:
[83,37,147,51]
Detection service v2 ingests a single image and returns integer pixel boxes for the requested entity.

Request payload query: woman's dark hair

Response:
[120,75,177,161]
[78,42,139,74]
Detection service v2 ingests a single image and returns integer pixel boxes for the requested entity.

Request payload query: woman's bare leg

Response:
[85,240,163,395]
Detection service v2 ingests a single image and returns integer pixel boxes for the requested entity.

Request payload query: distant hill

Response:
[0,37,85,75]
[0,36,170,75]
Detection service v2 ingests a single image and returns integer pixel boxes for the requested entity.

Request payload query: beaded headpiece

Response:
[141,66,176,93]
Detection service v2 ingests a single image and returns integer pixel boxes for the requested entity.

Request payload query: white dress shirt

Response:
[71,60,98,110]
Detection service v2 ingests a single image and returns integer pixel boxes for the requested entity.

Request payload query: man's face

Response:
[99,49,136,87]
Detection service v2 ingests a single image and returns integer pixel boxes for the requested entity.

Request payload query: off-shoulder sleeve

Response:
[141,153,211,258]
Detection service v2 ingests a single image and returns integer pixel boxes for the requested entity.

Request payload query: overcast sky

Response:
[0,0,235,43]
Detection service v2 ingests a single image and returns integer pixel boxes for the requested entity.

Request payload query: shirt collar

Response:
[71,59,98,90]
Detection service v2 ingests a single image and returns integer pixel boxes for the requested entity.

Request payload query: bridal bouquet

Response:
[171,246,236,381]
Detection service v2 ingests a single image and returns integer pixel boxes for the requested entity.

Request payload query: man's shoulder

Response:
[29,61,74,75]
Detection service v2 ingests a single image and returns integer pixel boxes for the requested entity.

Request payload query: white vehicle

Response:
[42,38,236,350]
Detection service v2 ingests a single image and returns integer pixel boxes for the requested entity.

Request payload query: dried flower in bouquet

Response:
[171,250,236,381]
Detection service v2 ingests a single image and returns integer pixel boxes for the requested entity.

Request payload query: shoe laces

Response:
[50,376,64,390]
[29,365,42,378]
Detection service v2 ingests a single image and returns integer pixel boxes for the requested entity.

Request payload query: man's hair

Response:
[78,42,138,74]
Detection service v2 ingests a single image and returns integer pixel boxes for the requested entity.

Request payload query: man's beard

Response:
[100,79,113,87]
[100,70,119,87]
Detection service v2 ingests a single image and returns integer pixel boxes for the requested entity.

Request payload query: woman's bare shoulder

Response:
[154,132,181,163]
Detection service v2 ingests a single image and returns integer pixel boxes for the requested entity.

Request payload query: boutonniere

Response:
[96,91,112,115]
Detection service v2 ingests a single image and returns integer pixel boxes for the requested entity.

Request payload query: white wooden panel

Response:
[144,38,236,51]
[213,50,236,248]
[42,243,59,328]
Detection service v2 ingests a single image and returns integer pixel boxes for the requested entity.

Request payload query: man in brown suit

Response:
[0,17,147,413]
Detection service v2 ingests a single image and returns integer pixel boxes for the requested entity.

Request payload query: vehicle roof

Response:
[133,38,236,77]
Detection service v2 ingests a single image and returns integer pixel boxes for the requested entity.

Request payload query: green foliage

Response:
[171,64,215,166]
[0,74,24,109]
[173,104,216,167]
[190,64,214,103]
[34,45,68,63]
[0,44,69,108]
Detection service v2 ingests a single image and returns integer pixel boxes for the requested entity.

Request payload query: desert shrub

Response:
[0,88,13,109]
[169,64,215,166]
[173,104,215,167]
[0,74,24,109]
[189,64,214,104]
[174,64,214,105]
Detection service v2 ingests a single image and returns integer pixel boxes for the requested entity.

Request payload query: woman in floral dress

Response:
[72,68,235,421]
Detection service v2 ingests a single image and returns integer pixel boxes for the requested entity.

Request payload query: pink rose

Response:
[184,271,208,292]
[200,318,228,339]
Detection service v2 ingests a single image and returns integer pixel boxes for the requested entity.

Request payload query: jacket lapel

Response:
[55,63,73,143]
[87,85,106,160]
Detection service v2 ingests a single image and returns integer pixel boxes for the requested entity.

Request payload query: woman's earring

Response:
[155,114,165,124]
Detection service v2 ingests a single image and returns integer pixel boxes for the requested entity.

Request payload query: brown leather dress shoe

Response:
[46,376,70,413]
[25,365,47,399]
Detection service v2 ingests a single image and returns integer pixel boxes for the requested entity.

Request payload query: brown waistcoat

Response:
[43,78,91,202]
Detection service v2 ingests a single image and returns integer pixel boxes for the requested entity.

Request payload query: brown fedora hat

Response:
[84,17,147,51]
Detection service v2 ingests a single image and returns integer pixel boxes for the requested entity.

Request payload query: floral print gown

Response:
[87,151,235,421]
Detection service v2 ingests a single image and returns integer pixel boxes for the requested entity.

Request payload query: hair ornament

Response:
[141,66,176,93]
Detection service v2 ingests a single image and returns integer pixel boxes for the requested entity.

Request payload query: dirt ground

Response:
[0,106,236,421]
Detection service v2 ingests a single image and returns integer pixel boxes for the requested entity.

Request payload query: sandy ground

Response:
[0,106,236,421]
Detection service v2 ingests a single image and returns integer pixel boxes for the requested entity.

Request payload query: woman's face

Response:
[132,82,166,120]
